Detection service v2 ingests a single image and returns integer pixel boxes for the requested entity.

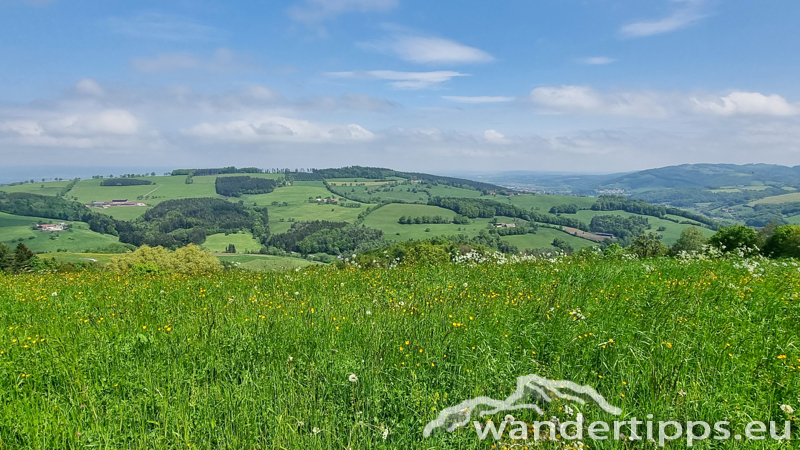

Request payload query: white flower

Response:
[381,427,389,440]
[678,389,687,397]
[294,291,299,295]
[312,427,321,435]
[366,310,371,315]
[287,356,293,362]
[463,283,468,287]
[348,374,358,383]
[504,414,515,422]
[564,405,574,416]
[51,292,57,296]
[781,404,795,415]
[297,421,304,427]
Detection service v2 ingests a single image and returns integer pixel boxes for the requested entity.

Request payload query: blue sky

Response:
[1,0,799,176]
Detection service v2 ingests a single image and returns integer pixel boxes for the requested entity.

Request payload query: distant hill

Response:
[460,164,800,194]
[595,164,800,191]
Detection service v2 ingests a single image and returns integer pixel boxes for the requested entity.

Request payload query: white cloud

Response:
[74,79,105,97]
[61,110,138,135]
[0,109,148,153]
[131,48,251,74]
[620,0,708,38]
[529,85,668,117]
[182,116,375,143]
[692,92,799,116]
[577,57,616,65]
[288,0,397,23]
[442,96,514,104]
[106,13,220,42]
[361,34,494,64]
[483,129,508,144]
[328,70,468,90]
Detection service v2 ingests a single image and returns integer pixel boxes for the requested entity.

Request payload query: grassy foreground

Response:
[0,255,798,448]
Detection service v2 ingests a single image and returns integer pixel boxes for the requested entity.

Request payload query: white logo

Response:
[423,374,621,437]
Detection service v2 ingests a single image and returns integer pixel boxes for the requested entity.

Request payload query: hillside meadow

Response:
[0,254,798,448]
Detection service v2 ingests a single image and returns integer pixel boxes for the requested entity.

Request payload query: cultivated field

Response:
[1,255,797,448]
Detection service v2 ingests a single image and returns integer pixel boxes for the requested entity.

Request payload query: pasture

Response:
[362,204,592,250]
[0,181,72,196]
[507,193,597,211]
[570,210,714,245]
[201,232,263,254]
[0,212,120,254]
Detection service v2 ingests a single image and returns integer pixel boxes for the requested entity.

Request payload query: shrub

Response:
[671,226,708,254]
[403,244,450,265]
[627,233,668,258]
[107,244,222,274]
[708,225,762,255]
[762,225,800,258]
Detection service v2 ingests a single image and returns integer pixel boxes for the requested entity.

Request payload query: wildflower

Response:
[781,405,795,415]
[288,356,293,362]
[564,405,574,416]
[312,427,321,435]
[366,310,371,315]
[348,374,358,383]
[777,355,787,359]
[381,426,389,440]
[678,389,687,397]
[51,292,57,296]
[504,414,515,422]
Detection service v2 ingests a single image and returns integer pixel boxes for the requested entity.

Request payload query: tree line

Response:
[215,176,278,197]
[100,178,154,186]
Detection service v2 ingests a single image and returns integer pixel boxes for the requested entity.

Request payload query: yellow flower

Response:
[777,355,787,359]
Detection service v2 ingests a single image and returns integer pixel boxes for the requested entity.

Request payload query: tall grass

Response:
[0,254,798,448]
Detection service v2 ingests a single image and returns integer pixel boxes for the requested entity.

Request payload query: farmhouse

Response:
[493,222,516,228]
[37,222,66,231]
[86,200,146,208]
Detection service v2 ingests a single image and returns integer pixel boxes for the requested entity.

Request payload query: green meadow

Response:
[570,210,715,245]
[363,203,593,251]
[201,232,263,254]
[0,212,120,254]
[0,254,797,448]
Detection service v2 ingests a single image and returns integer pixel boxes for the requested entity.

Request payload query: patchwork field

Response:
[362,204,591,250]
[238,185,372,234]
[1,174,727,261]
[750,192,800,205]
[570,210,714,245]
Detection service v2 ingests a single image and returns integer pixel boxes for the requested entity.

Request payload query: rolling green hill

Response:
[0,165,737,266]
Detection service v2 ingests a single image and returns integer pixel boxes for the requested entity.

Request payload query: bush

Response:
[671,226,707,254]
[107,244,222,274]
[627,233,668,258]
[708,225,762,255]
[762,225,800,258]
[404,244,450,266]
